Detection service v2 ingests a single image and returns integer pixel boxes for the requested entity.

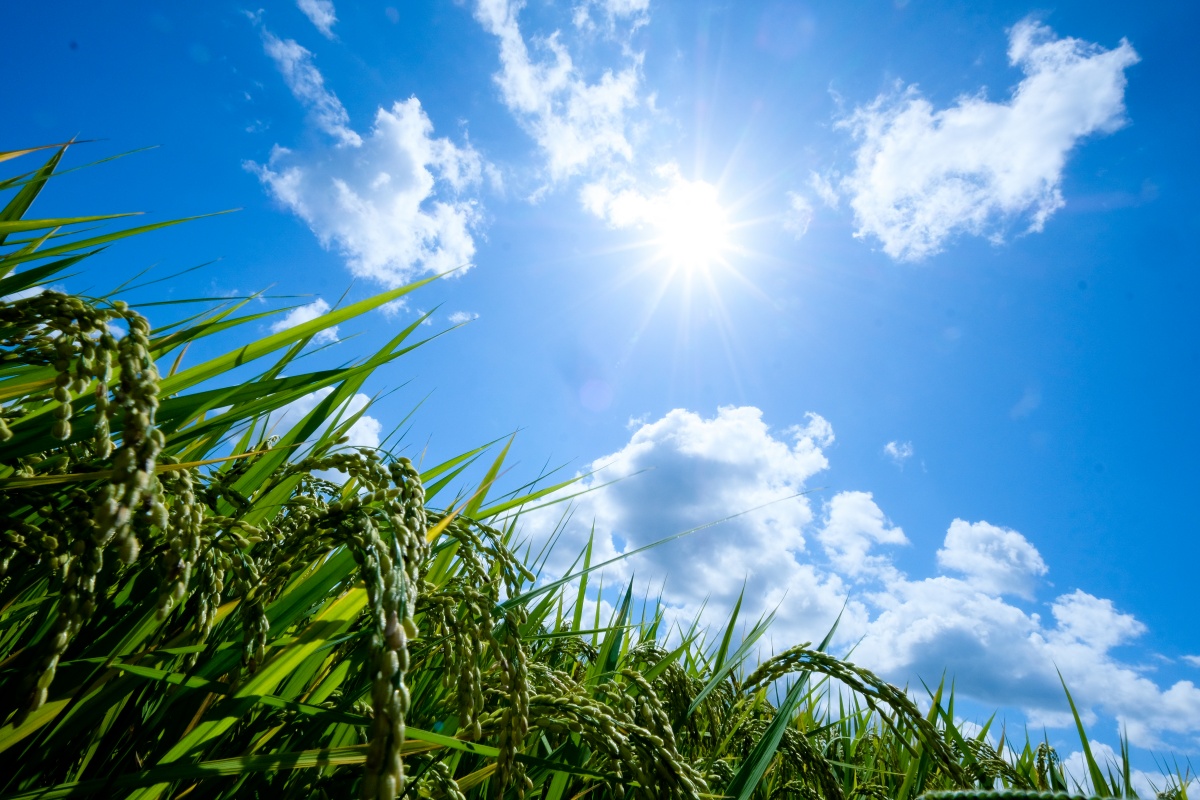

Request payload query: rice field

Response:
[0,145,1191,799]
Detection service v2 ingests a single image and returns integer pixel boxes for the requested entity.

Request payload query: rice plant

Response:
[0,144,1181,799]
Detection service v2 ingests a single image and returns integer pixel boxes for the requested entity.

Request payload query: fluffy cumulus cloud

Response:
[511,406,858,648]
[1061,742,1200,797]
[936,518,1047,598]
[829,18,1139,261]
[1049,589,1144,651]
[297,0,337,39]
[270,298,339,344]
[858,574,1200,750]
[817,491,907,579]
[473,0,644,185]
[508,405,1200,751]
[248,29,485,286]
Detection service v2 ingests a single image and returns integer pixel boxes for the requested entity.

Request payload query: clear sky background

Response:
[5,0,1199,785]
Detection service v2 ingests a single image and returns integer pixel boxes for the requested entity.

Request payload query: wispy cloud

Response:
[808,172,840,208]
[297,0,337,39]
[783,192,814,239]
[1010,386,1042,419]
[261,31,359,146]
[883,440,913,466]
[448,310,479,324]
[510,405,1200,751]
[473,0,644,185]
[248,26,486,287]
[827,18,1139,261]
[572,0,650,32]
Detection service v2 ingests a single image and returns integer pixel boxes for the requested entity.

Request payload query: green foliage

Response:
[0,145,1184,800]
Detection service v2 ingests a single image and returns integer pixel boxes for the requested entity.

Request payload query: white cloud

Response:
[600,0,650,17]
[1183,655,1200,668]
[1061,742,1200,798]
[473,0,644,183]
[264,388,385,490]
[248,102,483,286]
[791,411,835,448]
[344,409,383,450]
[834,18,1139,261]
[809,172,840,208]
[250,25,485,287]
[297,0,337,39]
[852,575,1200,750]
[1050,590,1146,651]
[509,405,1200,752]
[580,164,725,240]
[510,406,858,652]
[572,0,650,32]
[854,575,1057,704]
[783,192,814,239]
[266,387,382,452]
[473,0,728,251]
[883,440,913,466]
[270,298,339,344]
[261,31,360,147]
[448,310,479,324]
[817,491,907,579]
[936,518,1047,598]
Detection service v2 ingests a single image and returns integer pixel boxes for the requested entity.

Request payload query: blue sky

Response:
[6,0,1199,784]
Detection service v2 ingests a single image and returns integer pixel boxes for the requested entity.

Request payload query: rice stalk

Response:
[0,143,1171,800]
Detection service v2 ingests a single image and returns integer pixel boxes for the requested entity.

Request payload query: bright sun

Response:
[653,180,731,270]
